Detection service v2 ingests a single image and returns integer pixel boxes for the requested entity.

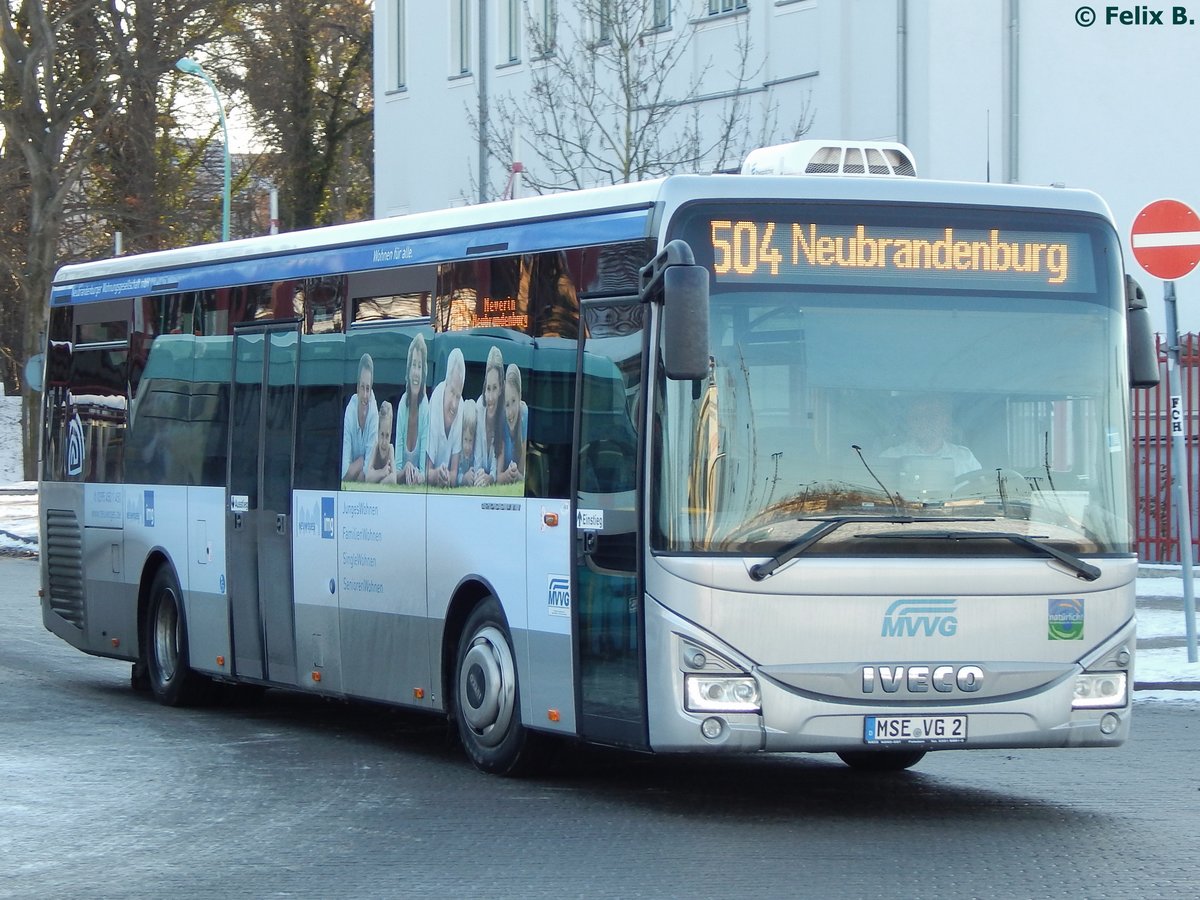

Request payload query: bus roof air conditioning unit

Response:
[740,140,917,178]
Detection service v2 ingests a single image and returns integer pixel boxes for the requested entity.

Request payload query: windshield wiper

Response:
[865,531,1101,582]
[748,515,993,581]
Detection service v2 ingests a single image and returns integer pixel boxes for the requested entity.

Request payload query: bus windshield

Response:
[654,201,1131,557]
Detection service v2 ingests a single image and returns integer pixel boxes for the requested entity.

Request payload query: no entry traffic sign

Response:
[1131,198,1200,280]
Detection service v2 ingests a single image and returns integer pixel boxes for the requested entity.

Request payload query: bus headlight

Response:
[1072,672,1127,709]
[685,675,761,713]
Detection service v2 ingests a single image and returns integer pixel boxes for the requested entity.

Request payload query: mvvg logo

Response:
[66,414,85,477]
[547,576,570,617]
[882,598,958,637]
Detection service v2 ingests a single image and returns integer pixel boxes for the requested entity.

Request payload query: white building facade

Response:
[374,0,1200,328]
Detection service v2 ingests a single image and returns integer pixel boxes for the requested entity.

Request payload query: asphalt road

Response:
[3,555,1198,899]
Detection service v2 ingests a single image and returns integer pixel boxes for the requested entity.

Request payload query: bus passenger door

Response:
[228,322,301,684]
[573,300,648,750]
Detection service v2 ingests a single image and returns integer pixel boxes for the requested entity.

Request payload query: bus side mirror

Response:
[662,265,710,381]
[1126,275,1160,388]
[640,240,711,381]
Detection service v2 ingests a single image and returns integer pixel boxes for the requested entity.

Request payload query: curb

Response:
[1134,681,1200,691]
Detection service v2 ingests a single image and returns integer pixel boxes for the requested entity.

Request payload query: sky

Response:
[1,397,1196,698]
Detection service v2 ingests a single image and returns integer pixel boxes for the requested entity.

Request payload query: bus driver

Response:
[880,394,981,478]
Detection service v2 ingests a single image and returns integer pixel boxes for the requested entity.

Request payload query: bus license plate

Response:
[864,714,967,744]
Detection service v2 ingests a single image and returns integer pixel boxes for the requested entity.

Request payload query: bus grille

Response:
[45,509,85,629]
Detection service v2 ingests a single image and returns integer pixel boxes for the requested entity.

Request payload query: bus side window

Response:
[69,321,129,485]
[526,367,575,499]
[194,383,229,486]
[42,307,73,481]
[528,251,579,340]
[294,383,344,490]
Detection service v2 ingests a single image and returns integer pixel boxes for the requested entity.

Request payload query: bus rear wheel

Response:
[837,750,926,772]
[143,566,208,707]
[453,598,539,775]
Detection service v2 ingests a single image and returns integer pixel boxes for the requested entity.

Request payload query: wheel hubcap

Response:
[459,625,515,747]
[153,589,179,683]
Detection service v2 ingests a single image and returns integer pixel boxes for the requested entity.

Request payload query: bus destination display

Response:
[708,220,1093,291]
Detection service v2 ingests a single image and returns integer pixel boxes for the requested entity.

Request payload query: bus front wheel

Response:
[837,750,926,771]
[143,566,207,706]
[453,598,538,775]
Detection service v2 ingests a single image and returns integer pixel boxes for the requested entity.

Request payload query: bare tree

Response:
[88,0,241,254]
[476,0,812,197]
[0,0,124,477]
[704,14,814,174]
[0,0,375,477]
[0,137,31,392]
[232,0,374,230]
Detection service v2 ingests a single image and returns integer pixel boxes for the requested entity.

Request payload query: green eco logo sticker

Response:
[1048,598,1084,640]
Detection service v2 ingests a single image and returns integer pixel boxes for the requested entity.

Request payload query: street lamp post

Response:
[175,57,231,242]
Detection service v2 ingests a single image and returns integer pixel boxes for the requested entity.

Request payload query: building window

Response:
[452,0,471,75]
[395,0,407,89]
[600,0,669,40]
[532,0,557,58]
[708,0,747,13]
[506,0,521,63]
[652,0,671,28]
[598,0,613,43]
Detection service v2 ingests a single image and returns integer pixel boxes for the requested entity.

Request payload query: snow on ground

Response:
[1133,573,1200,695]
[0,490,38,555]
[0,396,24,483]
[1,393,1197,693]
[0,397,36,555]
[1136,564,1200,693]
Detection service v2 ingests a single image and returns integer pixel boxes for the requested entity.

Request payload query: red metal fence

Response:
[1133,334,1200,564]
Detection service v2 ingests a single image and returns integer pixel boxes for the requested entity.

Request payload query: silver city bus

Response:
[39,142,1158,773]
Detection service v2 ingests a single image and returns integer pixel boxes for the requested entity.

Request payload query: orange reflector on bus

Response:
[216,656,225,667]
[111,638,120,648]
[543,513,559,527]
[547,709,560,723]
[413,688,425,700]
[312,671,322,682]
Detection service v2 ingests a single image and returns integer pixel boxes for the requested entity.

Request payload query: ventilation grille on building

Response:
[45,509,85,629]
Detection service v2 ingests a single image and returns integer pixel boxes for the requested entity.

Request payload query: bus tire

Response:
[143,565,207,707]
[837,750,926,772]
[453,597,539,775]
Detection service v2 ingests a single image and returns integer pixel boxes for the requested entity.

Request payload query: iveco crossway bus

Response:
[39,140,1158,773]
